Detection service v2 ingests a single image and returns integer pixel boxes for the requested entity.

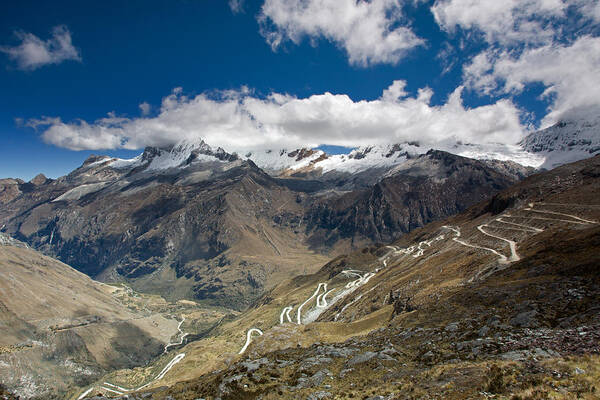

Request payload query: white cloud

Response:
[433,0,600,127]
[431,0,566,46]
[0,25,81,70]
[584,2,600,22]
[229,0,245,14]
[572,0,600,23]
[381,80,409,101]
[464,36,600,126]
[139,102,151,116]
[31,82,526,152]
[258,0,424,66]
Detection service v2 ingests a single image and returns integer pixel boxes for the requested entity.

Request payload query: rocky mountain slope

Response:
[0,233,184,399]
[0,150,331,309]
[99,155,600,400]
[0,145,529,309]
[303,150,527,251]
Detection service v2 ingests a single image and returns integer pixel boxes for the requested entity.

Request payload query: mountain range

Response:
[0,120,595,311]
[0,118,599,399]
[0,128,547,309]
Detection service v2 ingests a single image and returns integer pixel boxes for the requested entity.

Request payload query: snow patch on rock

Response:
[52,182,108,202]
[242,148,325,172]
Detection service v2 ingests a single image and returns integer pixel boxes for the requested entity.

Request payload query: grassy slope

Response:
[0,241,231,400]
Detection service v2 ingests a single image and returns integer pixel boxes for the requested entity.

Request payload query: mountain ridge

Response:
[0,148,528,310]
[46,117,595,184]
[0,118,596,313]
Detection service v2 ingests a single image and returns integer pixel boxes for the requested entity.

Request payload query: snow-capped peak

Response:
[241,148,326,172]
[107,139,238,171]
[239,143,427,175]
[85,116,599,178]
[520,118,600,169]
[312,143,425,174]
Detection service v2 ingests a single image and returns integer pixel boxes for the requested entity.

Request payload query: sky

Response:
[0,0,599,180]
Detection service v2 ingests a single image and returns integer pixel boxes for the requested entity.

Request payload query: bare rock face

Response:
[0,145,527,309]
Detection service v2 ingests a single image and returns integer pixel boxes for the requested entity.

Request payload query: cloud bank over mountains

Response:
[31,82,524,152]
[25,0,600,153]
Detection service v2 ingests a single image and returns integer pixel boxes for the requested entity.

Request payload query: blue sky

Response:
[1,0,598,179]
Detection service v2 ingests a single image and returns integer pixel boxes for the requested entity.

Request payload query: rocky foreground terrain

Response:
[53,155,600,400]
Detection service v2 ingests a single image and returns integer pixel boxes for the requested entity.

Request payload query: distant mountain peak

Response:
[82,155,112,166]
[520,117,600,169]
[105,139,239,172]
[30,173,50,186]
[241,147,327,173]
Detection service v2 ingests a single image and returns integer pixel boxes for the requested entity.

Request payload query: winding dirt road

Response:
[238,328,264,354]
[77,317,189,399]
[279,306,294,324]
[443,202,598,266]
[164,317,188,353]
[297,283,327,324]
